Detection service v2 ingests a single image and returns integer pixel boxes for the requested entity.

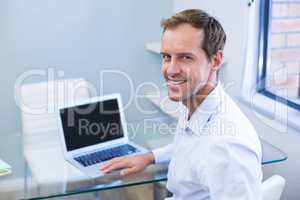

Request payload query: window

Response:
[257,0,300,110]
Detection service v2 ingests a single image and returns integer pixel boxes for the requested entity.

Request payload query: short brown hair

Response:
[161,9,226,61]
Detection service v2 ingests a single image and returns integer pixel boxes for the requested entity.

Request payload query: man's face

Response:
[161,24,213,102]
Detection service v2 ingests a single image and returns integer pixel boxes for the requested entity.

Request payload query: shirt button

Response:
[185,127,192,134]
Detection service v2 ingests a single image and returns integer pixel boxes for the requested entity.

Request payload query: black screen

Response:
[60,99,124,151]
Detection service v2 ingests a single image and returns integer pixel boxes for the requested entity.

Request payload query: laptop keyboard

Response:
[74,144,139,167]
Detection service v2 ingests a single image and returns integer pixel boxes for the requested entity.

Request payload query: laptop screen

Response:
[59,98,124,151]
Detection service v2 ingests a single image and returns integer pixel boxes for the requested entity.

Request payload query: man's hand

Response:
[100,152,155,176]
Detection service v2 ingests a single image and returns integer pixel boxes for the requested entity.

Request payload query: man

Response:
[101,9,262,200]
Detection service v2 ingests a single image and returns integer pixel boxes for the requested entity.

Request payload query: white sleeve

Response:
[152,143,174,164]
[203,140,263,200]
[152,103,184,164]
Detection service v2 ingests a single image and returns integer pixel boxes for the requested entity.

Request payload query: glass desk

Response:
[0,117,287,200]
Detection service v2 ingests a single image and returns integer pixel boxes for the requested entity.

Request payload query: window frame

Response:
[240,0,300,132]
[257,0,300,111]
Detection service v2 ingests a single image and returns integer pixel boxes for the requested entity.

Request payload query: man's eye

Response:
[162,55,171,61]
[183,56,192,60]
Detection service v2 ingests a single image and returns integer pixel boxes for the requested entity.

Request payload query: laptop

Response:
[57,93,148,178]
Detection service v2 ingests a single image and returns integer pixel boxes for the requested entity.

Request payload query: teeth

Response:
[169,80,186,85]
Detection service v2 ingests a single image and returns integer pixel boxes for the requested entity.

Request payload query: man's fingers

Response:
[100,157,123,171]
[101,160,130,173]
[102,161,127,173]
[120,167,136,176]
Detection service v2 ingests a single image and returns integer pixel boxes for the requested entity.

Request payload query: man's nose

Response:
[167,59,181,76]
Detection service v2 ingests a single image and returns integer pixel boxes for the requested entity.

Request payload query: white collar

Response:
[178,81,224,134]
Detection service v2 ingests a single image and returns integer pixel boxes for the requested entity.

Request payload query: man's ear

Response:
[211,50,223,72]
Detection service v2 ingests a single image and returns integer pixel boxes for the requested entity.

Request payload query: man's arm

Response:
[100,143,174,176]
[152,143,174,164]
[204,140,262,200]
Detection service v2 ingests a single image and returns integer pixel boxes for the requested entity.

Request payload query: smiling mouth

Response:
[167,80,187,85]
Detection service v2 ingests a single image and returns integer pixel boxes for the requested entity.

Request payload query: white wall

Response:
[0,0,173,134]
[173,0,300,199]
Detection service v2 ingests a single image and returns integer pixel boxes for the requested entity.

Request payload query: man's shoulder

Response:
[207,91,262,159]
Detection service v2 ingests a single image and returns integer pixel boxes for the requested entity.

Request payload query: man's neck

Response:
[183,82,217,120]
